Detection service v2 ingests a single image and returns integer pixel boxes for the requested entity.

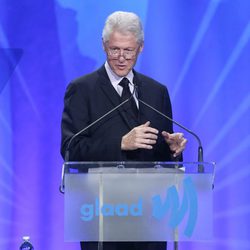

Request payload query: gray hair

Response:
[102,11,144,44]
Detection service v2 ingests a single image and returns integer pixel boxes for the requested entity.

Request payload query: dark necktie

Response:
[119,77,138,118]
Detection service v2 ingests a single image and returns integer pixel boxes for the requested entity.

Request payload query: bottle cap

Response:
[22,236,30,241]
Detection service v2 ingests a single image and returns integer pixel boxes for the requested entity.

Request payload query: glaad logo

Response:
[80,177,197,237]
[152,177,198,237]
[81,198,143,221]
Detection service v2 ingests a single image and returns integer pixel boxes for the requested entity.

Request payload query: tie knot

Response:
[119,78,130,88]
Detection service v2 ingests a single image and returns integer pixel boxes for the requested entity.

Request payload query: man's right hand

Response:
[121,121,159,150]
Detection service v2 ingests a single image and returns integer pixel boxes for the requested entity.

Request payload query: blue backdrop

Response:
[0,0,249,249]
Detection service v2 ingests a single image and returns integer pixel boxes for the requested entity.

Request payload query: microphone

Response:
[60,86,136,193]
[134,84,204,173]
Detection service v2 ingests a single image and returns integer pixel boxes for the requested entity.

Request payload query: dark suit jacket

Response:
[61,65,174,162]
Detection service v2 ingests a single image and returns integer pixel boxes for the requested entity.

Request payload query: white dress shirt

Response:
[104,62,139,107]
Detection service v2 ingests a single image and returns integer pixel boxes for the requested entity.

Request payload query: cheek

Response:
[126,59,137,69]
[107,59,115,69]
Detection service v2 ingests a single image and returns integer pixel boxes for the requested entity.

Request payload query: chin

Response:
[114,71,127,77]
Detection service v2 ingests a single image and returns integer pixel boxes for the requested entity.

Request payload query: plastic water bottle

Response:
[19,236,34,250]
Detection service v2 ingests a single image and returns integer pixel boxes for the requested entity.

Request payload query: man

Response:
[61,11,187,250]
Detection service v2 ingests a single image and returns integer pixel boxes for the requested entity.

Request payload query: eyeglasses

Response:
[106,47,138,60]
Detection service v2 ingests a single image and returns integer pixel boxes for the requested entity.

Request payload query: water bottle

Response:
[19,236,34,250]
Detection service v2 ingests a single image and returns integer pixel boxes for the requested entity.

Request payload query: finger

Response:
[162,131,170,138]
[138,121,159,134]
[180,138,187,147]
[135,142,153,150]
[145,133,158,140]
[133,128,158,139]
[162,132,172,144]
[136,132,158,140]
[165,133,184,145]
[169,145,179,152]
[172,139,187,157]
[136,138,157,145]
[162,131,176,143]
[142,126,159,135]
[168,133,184,141]
[136,122,150,131]
[170,138,187,151]
[141,121,150,127]
[173,147,185,157]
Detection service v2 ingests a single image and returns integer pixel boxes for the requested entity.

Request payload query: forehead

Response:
[106,31,138,48]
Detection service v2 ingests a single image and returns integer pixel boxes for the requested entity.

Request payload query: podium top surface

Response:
[63,161,215,174]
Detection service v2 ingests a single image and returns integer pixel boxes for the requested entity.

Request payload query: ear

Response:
[102,39,106,51]
[139,42,144,53]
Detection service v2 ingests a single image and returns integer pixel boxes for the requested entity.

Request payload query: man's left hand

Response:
[162,131,187,158]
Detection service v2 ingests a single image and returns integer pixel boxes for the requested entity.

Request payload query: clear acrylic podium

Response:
[61,162,215,244]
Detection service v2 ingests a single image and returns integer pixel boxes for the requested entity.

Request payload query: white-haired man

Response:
[61,11,187,250]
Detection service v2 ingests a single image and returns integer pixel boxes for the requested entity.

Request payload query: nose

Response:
[119,49,125,57]
[118,51,126,62]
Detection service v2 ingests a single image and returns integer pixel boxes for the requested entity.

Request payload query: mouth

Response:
[116,65,126,70]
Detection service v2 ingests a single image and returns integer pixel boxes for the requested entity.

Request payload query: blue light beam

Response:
[205,94,250,156]
[172,0,221,100]
[193,21,250,128]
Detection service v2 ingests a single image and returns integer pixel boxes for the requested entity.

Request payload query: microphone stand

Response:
[60,97,134,193]
[138,99,204,172]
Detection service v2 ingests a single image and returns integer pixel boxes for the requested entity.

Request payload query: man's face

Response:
[104,31,143,77]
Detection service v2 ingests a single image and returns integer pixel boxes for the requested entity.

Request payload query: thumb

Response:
[162,131,170,138]
[142,121,151,127]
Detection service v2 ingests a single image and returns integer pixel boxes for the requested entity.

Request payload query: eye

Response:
[110,48,120,53]
[124,48,134,52]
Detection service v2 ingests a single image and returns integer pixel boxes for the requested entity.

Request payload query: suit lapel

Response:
[97,66,135,129]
